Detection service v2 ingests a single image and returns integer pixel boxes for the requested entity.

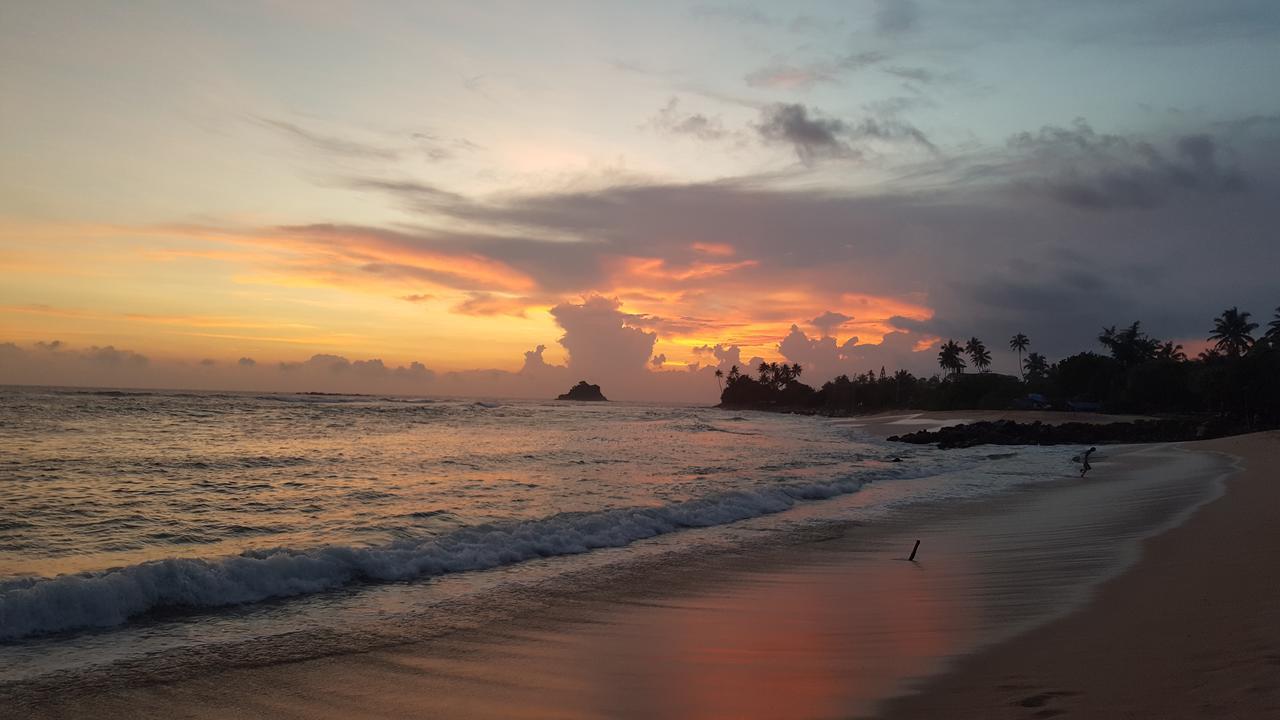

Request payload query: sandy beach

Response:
[10,414,1273,719]
[884,430,1280,719]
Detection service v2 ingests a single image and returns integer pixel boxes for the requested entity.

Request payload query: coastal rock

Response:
[557,381,608,402]
[886,418,1239,449]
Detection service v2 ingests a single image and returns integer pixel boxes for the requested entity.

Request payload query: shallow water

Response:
[1,387,1092,693]
[120,445,1217,720]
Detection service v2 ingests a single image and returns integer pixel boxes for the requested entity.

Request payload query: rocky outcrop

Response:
[887,417,1243,449]
[557,381,608,402]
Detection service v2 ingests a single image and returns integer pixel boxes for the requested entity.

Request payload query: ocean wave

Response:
[0,472,890,642]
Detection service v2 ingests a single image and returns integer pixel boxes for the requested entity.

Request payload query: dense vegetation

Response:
[718,306,1280,427]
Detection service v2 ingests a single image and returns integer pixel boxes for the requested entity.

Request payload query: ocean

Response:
[0,386,1081,691]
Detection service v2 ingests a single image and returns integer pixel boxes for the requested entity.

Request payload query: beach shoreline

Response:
[881,429,1280,718]
[8,413,1257,719]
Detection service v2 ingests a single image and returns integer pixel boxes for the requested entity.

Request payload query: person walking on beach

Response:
[1079,446,1097,477]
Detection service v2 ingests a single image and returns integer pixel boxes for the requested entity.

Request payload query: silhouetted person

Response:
[1080,446,1097,477]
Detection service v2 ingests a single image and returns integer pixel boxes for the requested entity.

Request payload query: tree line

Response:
[718,305,1280,426]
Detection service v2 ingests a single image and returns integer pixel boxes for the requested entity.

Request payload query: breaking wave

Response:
[0,472,889,641]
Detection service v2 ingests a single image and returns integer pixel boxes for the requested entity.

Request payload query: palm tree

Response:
[938,340,966,378]
[1099,321,1158,366]
[1023,352,1049,382]
[1009,333,1030,380]
[1266,306,1280,346]
[714,368,724,392]
[1156,341,1187,362]
[965,337,991,373]
[1208,306,1258,357]
[1198,348,1223,362]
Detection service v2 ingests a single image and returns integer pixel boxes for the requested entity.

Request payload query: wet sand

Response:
[16,432,1242,719]
[884,430,1280,719]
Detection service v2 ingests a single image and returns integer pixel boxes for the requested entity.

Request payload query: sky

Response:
[2,0,1279,401]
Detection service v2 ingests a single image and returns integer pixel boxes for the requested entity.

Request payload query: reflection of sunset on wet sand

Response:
[4,3,1280,718]
[18,442,1230,720]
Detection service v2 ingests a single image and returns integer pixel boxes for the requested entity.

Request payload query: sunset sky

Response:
[2,1,1278,400]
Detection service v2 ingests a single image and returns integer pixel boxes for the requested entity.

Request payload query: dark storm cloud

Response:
[327,114,1279,370]
[1009,119,1247,209]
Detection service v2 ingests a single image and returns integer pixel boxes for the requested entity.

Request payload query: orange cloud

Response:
[1,218,943,378]
[612,256,758,283]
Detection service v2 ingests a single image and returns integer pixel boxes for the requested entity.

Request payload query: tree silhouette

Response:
[938,340,966,377]
[1264,306,1280,346]
[1208,306,1258,357]
[965,337,992,373]
[1099,322,1159,367]
[753,361,804,390]
[1023,352,1049,383]
[1156,341,1187,362]
[1009,333,1030,380]
[714,367,724,392]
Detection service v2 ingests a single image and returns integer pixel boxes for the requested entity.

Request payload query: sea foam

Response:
[0,473,885,641]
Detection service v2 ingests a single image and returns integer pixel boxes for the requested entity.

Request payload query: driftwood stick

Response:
[908,539,921,562]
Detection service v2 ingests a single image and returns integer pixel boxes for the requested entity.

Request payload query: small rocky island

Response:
[557,381,608,401]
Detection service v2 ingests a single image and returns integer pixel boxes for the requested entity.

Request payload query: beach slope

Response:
[884,431,1280,719]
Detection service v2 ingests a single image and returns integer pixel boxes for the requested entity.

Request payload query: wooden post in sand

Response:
[908,540,920,562]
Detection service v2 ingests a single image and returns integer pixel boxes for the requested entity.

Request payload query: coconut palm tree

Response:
[1156,341,1187,362]
[1023,352,1049,382]
[1208,306,1258,357]
[1266,306,1280,346]
[1009,333,1030,380]
[938,340,966,378]
[1099,321,1158,366]
[965,337,992,373]
[714,368,724,392]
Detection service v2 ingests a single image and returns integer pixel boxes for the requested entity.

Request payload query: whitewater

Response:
[0,386,1075,681]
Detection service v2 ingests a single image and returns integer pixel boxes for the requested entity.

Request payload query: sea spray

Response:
[1,473,894,641]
